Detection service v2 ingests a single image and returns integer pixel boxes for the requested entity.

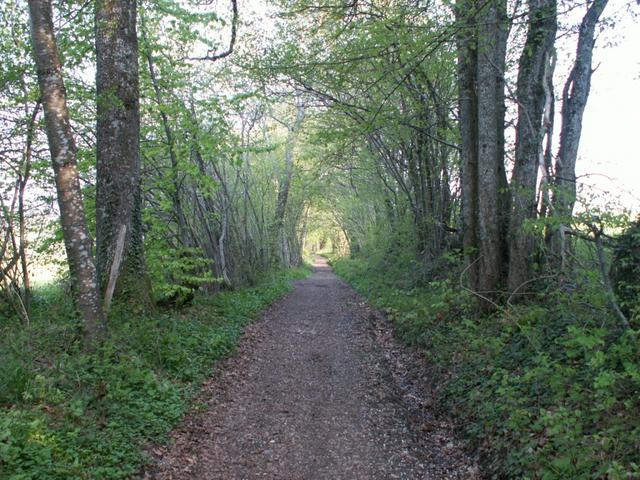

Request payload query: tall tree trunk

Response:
[456,0,479,290]
[538,51,556,220]
[508,0,557,293]
[549,0,609,267]
[476,0,508,295]
[27,0,103,342]
[95,0,149,308]
[273,101,305,268]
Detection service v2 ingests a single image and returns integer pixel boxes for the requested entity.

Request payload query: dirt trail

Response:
[145,258,480,479]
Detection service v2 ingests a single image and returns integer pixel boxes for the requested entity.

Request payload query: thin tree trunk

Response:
[538,51,556,219]
[27,0,103,342]
[273,101,305,268]
[218,208,232,286]
[17,101,41,316]
[550,0,609,265]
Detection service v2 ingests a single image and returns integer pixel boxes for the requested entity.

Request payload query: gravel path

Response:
[144,258,480,479]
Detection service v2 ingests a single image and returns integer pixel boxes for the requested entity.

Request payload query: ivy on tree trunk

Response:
[95,0,150,309]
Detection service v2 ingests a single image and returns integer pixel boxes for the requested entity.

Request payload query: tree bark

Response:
[27,0,103,342]
[273,101,305,268]
[95,0,149,307]
[475,0,509,295]
[508,0,557,293]
[456,0,479,290]
[549,0,609,265]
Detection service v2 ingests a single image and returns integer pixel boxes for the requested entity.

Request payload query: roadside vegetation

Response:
[329,222,640,479]
[0,265,309,479]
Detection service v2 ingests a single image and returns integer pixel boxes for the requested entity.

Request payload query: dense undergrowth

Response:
[330,250,639,479]
[0,265,310,479]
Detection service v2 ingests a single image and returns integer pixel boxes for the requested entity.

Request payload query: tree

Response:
[457,0,509,297]
[508,0,557,293]
[27,0,103,342]
[95,0,149,310]
[456,0,480,290]
[549,0,609,269]
[272,98,306,268]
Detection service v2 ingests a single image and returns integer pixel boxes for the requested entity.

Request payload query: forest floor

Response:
[143,257,480,479]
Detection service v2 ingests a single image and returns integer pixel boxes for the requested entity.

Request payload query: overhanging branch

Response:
[191,0,238,62]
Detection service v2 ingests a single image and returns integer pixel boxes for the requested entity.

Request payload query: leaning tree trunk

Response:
[27,0,103,343]
[475,0,509,296]
[508,0,557,293]
[549,0,609,269]
[95,0,150,310]
[17,100,41,316]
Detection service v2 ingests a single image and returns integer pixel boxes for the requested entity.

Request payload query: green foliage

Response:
[332,253,640,479]
[146,243,216,307]
[611,218,640,321]
[0,265,309,479]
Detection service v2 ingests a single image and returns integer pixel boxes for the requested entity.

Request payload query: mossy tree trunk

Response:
[95,0,150,309]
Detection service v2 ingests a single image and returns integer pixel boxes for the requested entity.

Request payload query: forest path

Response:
[145,257,479,479]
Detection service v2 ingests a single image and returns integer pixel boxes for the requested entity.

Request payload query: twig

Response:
[506,274,557,307]
[458,256,503,311]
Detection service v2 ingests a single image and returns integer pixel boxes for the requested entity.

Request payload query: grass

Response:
[330,251,640,480]
[0,264,311,480]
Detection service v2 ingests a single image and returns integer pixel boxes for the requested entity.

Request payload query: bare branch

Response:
[191,0,238,62]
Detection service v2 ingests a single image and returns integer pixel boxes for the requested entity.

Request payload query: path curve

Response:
[145,258,480,479]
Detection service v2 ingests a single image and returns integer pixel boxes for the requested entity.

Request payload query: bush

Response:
[611,218,640,321]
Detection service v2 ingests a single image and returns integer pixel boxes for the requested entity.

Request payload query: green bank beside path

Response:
[330,255,640,480]
[0,265,310,480]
